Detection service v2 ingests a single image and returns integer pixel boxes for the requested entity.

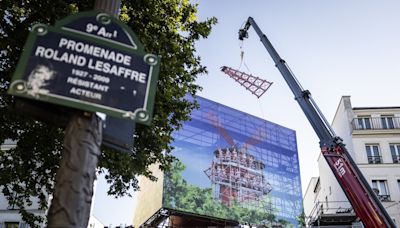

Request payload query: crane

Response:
[238,17,396,228]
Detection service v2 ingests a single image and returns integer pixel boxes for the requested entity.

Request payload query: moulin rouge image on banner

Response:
[8,12,160,125]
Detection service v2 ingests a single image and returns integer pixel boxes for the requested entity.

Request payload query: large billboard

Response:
[162,97,303,227]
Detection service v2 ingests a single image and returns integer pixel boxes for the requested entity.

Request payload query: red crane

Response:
[239,17,396,228]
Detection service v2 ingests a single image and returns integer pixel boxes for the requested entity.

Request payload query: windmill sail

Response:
[221,66,273,98]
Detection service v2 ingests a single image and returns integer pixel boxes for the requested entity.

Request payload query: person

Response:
[222,168,229,182]
[224,148,231,161]
[234,167,240,181]
[216,148,223,160]
[231,149,238,161]
[240,151,247,165]
[26,64,55,97]
[248,155,254,168]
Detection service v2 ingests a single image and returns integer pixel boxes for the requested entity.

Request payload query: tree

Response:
[277,219,291,228]
[163,160,274,225]
[296,208,306,227]
[0,0,216,226]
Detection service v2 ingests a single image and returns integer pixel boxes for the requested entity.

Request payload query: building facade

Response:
[0,140,103,228]
[304,96,400,227]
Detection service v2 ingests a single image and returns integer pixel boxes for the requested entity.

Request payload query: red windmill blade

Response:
[221,66,273,98]
[206,112,235,146]
[242,127,267,152]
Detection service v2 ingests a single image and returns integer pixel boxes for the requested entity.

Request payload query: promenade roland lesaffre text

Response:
[34,37,147,84]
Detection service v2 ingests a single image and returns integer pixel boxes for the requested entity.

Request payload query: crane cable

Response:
[238,39,266,119]
[238,40,252,75]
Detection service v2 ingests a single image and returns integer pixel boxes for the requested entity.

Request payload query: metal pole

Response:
[94,0,121,17]
[47,1,121,227]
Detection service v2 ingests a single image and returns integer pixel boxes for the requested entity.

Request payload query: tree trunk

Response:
[94,0,121,17]
[47,114,102,228]
[47,2,120,226]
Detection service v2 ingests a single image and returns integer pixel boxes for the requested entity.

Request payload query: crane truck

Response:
[238,17,396,228]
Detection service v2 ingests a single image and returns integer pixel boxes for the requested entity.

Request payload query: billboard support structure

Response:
[143,208,240,227]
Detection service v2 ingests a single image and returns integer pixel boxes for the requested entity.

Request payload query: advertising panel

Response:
[162,97,303,227]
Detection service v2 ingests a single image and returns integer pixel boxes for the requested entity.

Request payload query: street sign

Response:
[12,97,134,153]
[8,11,160,125]
[103,116,135,153]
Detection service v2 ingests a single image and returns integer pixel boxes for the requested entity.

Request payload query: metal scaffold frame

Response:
[204,147,272,208]
[221,66,273,98]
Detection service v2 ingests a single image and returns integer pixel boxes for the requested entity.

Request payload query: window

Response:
[357,116,371,129]
[4,222,19,228]
[325,196,329,208]
[390,144,400,163]
[313,178,320,193]
[381,115,395,129]
[398,180,400,192]
[372,180,390,201]
[366,144,381,164]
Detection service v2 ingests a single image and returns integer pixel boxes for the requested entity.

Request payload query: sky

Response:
[93,1,400,225]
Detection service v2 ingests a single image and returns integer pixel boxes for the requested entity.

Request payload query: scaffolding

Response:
[204,147,272,207]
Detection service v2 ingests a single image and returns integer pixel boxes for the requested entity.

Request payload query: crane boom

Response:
[239,17,396,228]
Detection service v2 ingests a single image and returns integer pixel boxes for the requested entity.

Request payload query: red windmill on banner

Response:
[221,66,273,98]
[204,112,272,207]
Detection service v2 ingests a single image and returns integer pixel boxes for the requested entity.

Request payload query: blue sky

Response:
[171,142,213,189]
[93,1,400,225]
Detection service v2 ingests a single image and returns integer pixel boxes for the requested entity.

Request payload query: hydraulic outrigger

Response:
[238,17,396,228]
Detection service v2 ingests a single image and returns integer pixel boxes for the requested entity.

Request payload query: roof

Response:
[353,106,400,110]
